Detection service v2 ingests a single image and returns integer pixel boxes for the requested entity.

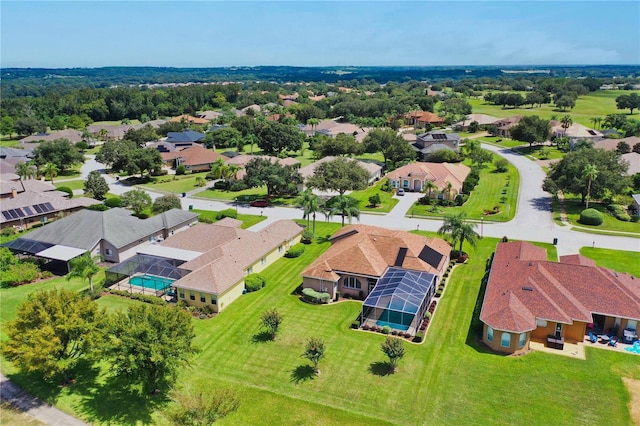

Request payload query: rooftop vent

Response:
[522,286,534,291]
[529,261,534,266]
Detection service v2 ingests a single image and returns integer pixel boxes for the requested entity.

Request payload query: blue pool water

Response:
[625,341,640,354]
[376,320,410,331]
[129,275,175,291]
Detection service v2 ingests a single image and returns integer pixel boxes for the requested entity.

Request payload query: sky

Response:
[1,1,639,68]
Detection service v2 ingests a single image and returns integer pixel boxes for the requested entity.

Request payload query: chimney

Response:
[11,187,17,198]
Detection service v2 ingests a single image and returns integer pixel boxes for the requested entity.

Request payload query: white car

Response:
[396,188,405,196]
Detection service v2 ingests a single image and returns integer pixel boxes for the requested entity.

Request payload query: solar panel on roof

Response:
[37,203,49,212]
[44,202,54,212]
[15,208,25,217]
[1,211,12,220]
[32,204,43,213]
[7,209,18,219]
[23,206,33,216]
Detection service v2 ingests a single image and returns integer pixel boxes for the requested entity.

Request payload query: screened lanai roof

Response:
[363,267,436,315]
[105,254,190,284]
[3,238,54,254]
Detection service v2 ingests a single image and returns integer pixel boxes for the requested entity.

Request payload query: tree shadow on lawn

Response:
[251,330,274,343]
[74,375,169,425]
[290,364,316,384]
[368,361,393,377]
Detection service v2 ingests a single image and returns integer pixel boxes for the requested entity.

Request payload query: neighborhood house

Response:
[386,161,470,196]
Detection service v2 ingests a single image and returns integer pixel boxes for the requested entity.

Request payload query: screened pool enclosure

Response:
[105,254,190,295]
[361,267,437,333]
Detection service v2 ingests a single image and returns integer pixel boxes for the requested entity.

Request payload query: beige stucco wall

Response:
[482,323,530,354]
[530,320,585,344]
[302,276,337,299]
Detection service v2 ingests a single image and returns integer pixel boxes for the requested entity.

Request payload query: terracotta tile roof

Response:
[386,162,471,192]
[480,241,640,333]
[405,111,445,124]
[170,114,210,125]
[161,146,222,167]
[169,220,303,294]
[302,224,450,280]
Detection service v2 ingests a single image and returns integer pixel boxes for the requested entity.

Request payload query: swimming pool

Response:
[129,274,175,291]
[376,319,410,331]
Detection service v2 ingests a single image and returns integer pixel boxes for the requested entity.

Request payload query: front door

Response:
[555,323,563,338]
[414,180,422,191]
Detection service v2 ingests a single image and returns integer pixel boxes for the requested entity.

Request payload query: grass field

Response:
[410,157,519,222]
[54,180,85,191]
[191,209,267,229]
[512,144,565,160]
[0,138,21,148]
[349,178,399,213]
[138,172,210,194]
[0,402,45,426]
[476,135,528,148]
[579,247,640,277]
[466,90,640,127]
[1,227,639,424]
[553,196,640,235]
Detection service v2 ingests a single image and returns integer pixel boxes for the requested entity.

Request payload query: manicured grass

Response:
[410,157,519,222]
[476,135,528,148]
[554,196,640,235]
[0,402,45,425]
[579,247,640,278]
[138,172,210,194]
[95,294,143,312]
[54,179,85,191]
[1,226,639,424]
[466,90,640,127]
[0,139,21,147]
[512,144,565,160]
[196,185,268,201]
[191,209,267,229]
[349,178,399,213]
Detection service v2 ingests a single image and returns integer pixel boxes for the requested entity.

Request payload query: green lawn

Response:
[138,172,210,194]
[0,138,21,147]
[349,178,399,213]
[1,226,639,424]
[553,196,640,235]
[410,157,519,222]
[191,209,267,229]
[476,135,528,148]
[196,185,269,201]
[579,247,640,278]
[54,180,85,191]
[467,90,640,127]
[512,144,565,160]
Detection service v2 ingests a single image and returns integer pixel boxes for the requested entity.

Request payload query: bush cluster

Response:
[1,263,40,287]
[57,186,73,198]
[285,243,305,258]
[213,180,229,189]
[215,209,238,220]
[175,165,188,175]
[413,332,424,343]
[108,289,167,305]
[104,196,123,208]
[229,181,248,191]
[301,230,314,244]
[579,208,604,226]
[462,171,480,194]
[244,273,266,292]
[301,288,330,304]
[607,204,631,221]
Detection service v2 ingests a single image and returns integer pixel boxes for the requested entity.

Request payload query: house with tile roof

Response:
[479,241,640,355]
[386,162,471,195]
[454,114,500,129]
[492,116,523,138]
[405,111,445,127]
[413,131,460,160]
[160,146,223,172]
[3,208,198,263]
[297,156,382,193]
[301,224,450,334]
[153,220,303,312]
[551,122,603,143]
[170,114,210,125]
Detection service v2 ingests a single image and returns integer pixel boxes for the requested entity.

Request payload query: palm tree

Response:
[583,164,598,209]
[590,117,602,130]
[463,139,479,155]
[42,162,58,183]
[424,180,438,200]
[296,189,323,236]
[225,164,241,182]
[98,128,108,141]
[560,115,573,136]
[15,161,37,180]
[438,212,480,256]
[307,118,320,136]
[327,195,360,226]
[210,158,228,180]
[67,253,100,293]
[443,181,454,201]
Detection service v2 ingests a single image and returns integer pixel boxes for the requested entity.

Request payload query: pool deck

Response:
[529,336,640,360]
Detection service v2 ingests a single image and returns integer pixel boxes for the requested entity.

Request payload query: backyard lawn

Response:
[54,179,85,191]
[410,157,519,222]
[579,247,640,278]
[137,172,210,194]
[2,226,639,425]
[466,90,639,127]
[349,178,399,213]
[553,196,640,235]
[191,209,267,229]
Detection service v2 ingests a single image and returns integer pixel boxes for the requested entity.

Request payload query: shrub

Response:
[40,270,54,279]
[285,243,305,258]
[368,193,381,208]
[413,332,424,343]
[631,214,640,223]
[607,204,631,221]
[1,263,40,287]
[454,194,469,206]
[229,181,248,191]
[75,141,90,150]
[1,227,16,237]
[245,273,266,292]
[129,292,167,305]
[457,253,469,263]
[435,290,443,297]
[362,324,371,331]
[382,326,391,335]
[86,203,109,211]
[175,165,188,175]
[104,196,123,208]
[418,195,432,205]
[202,305,215,315]
[462,174,479,194]
[578,208,604,226]
[351,320,360,329]
[57,186,73,198]
[301,287,330,304]
[301,229,314,244]
[494,158,509,173]
[424,311,432,320]
[177,300,189,309]
[213,180,229,190]
[216,209,238,220]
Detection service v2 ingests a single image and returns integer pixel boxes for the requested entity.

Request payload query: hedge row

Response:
[301,287,330,304]
[245,273,266,292]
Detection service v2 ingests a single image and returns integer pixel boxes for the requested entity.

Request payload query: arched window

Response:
[518,333,526,347]
[487,326,494,342]
[343,276,362,290]
[501,332,511,348]
[402,180,409,188]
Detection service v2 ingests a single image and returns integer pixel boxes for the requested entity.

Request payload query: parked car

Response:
[396,188,405,196]
[250,199,269,207]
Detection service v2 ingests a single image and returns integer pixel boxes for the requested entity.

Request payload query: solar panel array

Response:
[1,202,56,221]
[431,133,448,140]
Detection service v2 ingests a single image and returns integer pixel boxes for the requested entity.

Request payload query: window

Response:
[391,180,398,188]
[179,290,185,299]
[501,332,511,348]
[189,291,195,301]
[105,249,112,256]
[278,245,283,253]
[247,267,253,274]
[487,326,493,342]
[536,319,547,327]
[518,333,526,347]
[200,294,206,303]
[627,320,638,331]
[261,257,266,265]
[211,297,217,305]
[402,180,409,188]
[343,276,361,289]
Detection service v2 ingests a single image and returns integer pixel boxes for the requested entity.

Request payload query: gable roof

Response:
[480,241,640,333]
[0,191,99,225]
[166,130,206,143]
[387,162,471,192]
[19,129,83,144]
[170,114,210,125]
[405,111,445,124]
[302,224,450,280]
[161,146,222,167]
[15,208,197,250]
